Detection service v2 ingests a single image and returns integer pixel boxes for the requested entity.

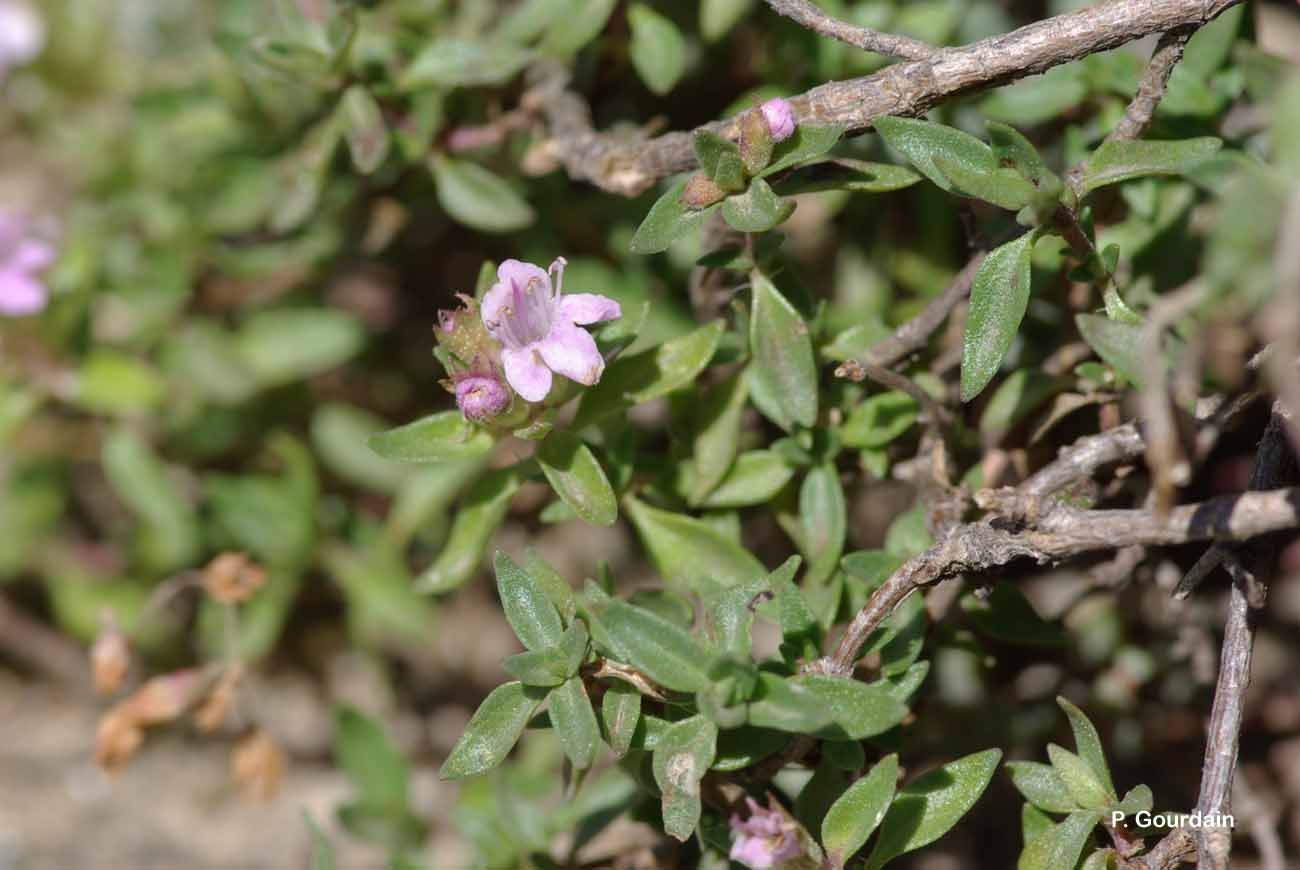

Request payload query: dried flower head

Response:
[231,730,287,802]
[94,708,144,774]
[194,664,244,734]
[729,796,802,869]
[124,669,201,726]
[90,615,130,696]
[202,552,267,604]
[481,257,621,402]
[759,98,796,143]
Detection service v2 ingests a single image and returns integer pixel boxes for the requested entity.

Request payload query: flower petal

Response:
[12,239,53,273]
[501,345,553,402]
[538,320,604,386]
[0,273,47,316]
[560,293,621,326]
[482,259,551,349]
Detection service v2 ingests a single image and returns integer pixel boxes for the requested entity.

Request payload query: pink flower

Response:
[0,1,44,82]
[729,797,803,869]
[760,98,796,143]
[481,257,620,403]
[0,212,54,316]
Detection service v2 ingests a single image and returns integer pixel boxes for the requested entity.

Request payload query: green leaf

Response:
[368,411,495,463]
[986,122,1051,187]
[685,367,749,505]
[311,404,407,493]
[1117,784,1153,815]
[495,550,565,651]
[524,548,577,622]
[694,131,742,181]
[335,707,410,810]
[761,125,845,177]
[978,370,1068,437]
[416,464,526,593]
[401,38,533,89]
[629,179,718,255]
[1078,138,1222,194]
[801,464,846,586]
[840,391,919,449]
[1075,314,1145,387]
[779,158,922,195]
[1019,811,1101,870]
[601,681,642,757]
[866,749,1002,869]
[1079,847,1118,870]
[338,85,389,174]
[549,676,600,769]
[961,583,1064,646]
[750,270,818,430]
[628,4,687,96]
[703,574,769,657]
[432,156,535,233]
[305,812,336,870]
[537,431,617,526]
[540,0,617,55]
[701,0,755,41]
[722,178,796,232]
[440,681,546,779]
[625,496,766,592]
[1057,697,1116,799]
[235,308,365,388]
[652,716,718,840]
[874,116,996,193]
[593,597,714,692]
[1047,744,1112,811]
[694,450,796,509]
[932,155,1037,210]
[823,754,899,868]
[745,673,836,733]
[879,660,929,704]
[789,674,909,740]
[767,555,819,661]
[577,320,724,424]
[76,352,166,414]
[824,739,866,771]
[502,644,571,687]
[960,231,1037,402]
[1022,803,1055,843]
[102,429,201,573]
[1005,761,1077,813]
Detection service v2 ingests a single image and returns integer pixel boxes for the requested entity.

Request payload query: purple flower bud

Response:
[729,797,803,869]
[759,98,796,143]
[455,374,511,422]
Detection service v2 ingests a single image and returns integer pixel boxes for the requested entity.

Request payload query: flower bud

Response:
[681,173,727,210]
[759,98,796,143]
[203,552,267,604]
[231,730,287,801]
[739,108,774,176]
[90,616,130,696]
[455,373,511,422]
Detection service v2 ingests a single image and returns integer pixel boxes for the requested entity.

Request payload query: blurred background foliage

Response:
[1,0,1299,866]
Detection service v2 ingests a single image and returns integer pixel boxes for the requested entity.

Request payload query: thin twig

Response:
[1139,283,1205,515]
[1191,404,1296,870]
[764,0,935,60]
[533,0,1244,195]
[836,358,953,427]
[1107,27,1197,143]
[823,484,1300,675]
[858,252,986,370]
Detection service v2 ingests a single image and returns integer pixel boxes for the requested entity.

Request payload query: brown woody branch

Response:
[1107,26,1197,143]
[538,0,1244,195]
[764,0,934,61]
